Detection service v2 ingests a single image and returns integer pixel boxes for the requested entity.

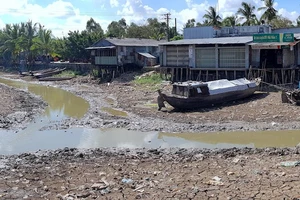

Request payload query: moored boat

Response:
[157,78,261,110]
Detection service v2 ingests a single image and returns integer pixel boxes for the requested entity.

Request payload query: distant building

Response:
[87,38,162,68]
[183,25,271,39]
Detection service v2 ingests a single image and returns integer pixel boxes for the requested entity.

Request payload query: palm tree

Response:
[258,0,278,23]
[236,2,256,26]
[222,16,239,27]
[32,28,54,61]
[203,6,222,27]
[0,24,23,66]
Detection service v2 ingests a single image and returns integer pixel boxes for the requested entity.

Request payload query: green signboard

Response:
[253,33,294,43]
[282,33,294,42]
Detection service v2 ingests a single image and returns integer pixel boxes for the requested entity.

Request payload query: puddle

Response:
[101,107,128,117]
[1,77,300,155]
[0,78,89,119]
[159,130,300,148]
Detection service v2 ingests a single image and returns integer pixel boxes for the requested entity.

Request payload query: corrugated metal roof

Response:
[138,52,156,59]
[159,36,253,46]
[86,46,116,50]
[106,38,163,46]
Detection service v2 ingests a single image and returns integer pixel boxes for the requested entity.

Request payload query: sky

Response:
[0,0,299,38]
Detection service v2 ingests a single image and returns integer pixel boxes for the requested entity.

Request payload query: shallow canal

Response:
[0,78,300,155]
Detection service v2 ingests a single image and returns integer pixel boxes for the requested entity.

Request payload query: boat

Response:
[157,78,261,110]
[38,77,74,81]
[34,68,66,78]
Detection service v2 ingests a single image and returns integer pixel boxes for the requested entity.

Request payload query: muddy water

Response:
[0,78,300,155]
[0,78,89,119]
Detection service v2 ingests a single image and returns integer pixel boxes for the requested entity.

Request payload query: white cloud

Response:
[110,0,119,7]
[0,0,299,38]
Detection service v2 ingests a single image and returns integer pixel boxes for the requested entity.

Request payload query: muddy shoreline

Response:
[1,73,300,199]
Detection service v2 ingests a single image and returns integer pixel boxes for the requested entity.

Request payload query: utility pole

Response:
[175,18,177,36]
[163,13,171,41]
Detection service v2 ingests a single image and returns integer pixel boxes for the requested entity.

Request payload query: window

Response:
[195,48,216,68]
[219,48,245,68]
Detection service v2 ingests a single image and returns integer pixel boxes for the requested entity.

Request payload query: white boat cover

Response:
[206,78,256,95]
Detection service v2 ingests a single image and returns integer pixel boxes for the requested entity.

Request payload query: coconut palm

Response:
[258,0,278,23]
[0,24,23,66]
[203,6,222,27]
[236,2,256,26]
[222,16,240,27]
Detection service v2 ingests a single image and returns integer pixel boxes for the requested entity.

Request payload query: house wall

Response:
[251,49,261,68]
[166,46,189,66]
[95,49,117,65]
[162,44,248,69]
[283,48,295,68]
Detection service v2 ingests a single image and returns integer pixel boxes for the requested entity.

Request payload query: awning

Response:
[85,46,116,50]
[249,42,299,49]
[137,52,156,59]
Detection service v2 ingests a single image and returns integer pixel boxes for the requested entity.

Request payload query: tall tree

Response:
[203,6,222,27]
[258,0,278,23]
[0,24,23,66]
[236,2,256,26]
[126,22,148,38]
[146,18,166,40]
[86,18,103,34]
[270,15,293,28]
[184,19,196,28]
[106,18,127,38]
[31,27,54,63]
[222,16,239,27]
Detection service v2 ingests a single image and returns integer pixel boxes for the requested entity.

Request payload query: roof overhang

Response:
[85,46,116,50]
[137,52,156,59]
[249,41,299,49]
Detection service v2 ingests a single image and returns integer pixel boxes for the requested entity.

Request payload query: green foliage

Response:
[258,0,278,23]
[270,15,293,28]
[203,6,222,27]
[236,2,256,26]
[54,70,76,77]
[170,35,183,41]
[133,72,163,90]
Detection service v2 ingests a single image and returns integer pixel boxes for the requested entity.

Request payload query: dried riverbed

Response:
[1,72,300,199]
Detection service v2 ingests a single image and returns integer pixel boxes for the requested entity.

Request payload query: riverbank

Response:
[0,82,46,130]
[3,72,300,133]
[1,72,300,199]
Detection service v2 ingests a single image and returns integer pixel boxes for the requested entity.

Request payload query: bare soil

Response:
[1,71,300,199]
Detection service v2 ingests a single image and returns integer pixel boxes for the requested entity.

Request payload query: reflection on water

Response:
[0,78,89,119]
[159,130,300,148]
[1,77,300,155]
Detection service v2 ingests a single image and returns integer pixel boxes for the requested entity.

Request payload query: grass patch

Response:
[54,70,76,78]
[133,72,162,85]
[133,72,163,90]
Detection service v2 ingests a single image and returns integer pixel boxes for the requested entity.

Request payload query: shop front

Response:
[249,33,297,68]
